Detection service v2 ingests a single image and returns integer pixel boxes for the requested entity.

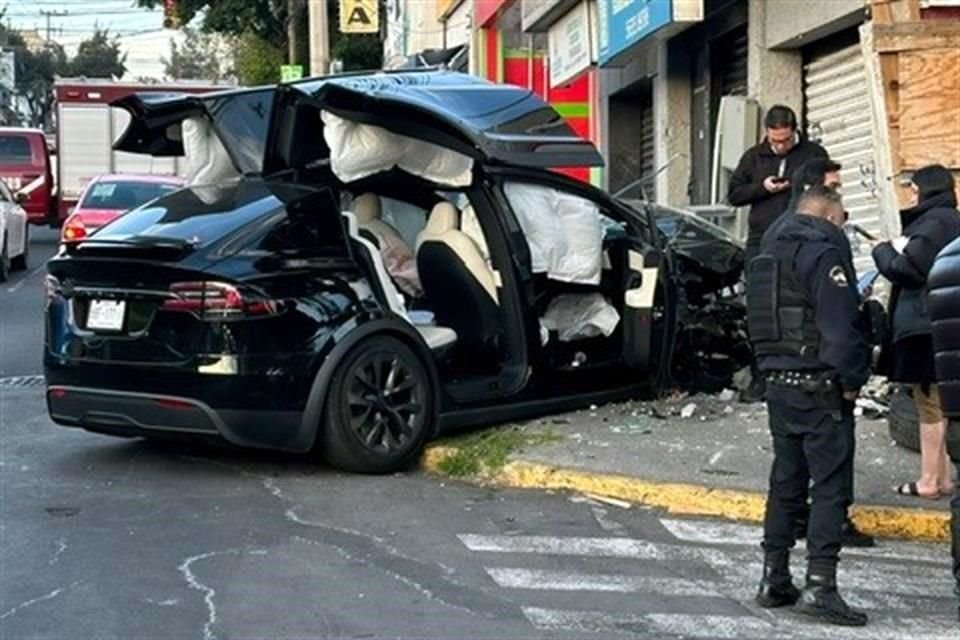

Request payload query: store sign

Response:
[548,2,594,87]
[597,0,700,66]
[280,65,303,83]
[339,0,379,34]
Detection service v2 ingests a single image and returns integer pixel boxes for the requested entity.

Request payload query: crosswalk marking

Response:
[659,517,949,565]
[523,608,960,640]
[486,568,720,596]
[460,517,958,639]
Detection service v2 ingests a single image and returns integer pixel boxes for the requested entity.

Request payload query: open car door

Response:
[111,87,276,177]
[262,70,603,177]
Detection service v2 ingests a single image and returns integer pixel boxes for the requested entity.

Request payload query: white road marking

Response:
[591,505,628,536]
[524,608,960,640]
[659,517,949,564]
[458,534,955,598]
[644,613,960,640]
[6,264,46,293]
[486,568,720,596]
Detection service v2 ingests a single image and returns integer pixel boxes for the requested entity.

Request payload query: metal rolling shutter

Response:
[804,42,882,275]
[717,27,748,98]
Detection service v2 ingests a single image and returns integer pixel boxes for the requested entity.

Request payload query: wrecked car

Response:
[44,70,748,473]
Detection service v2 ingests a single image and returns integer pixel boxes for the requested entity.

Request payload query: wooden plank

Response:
[872,0,894,25]
[859,22,904,236]
[873,21,960,52]
[898,49,960,169]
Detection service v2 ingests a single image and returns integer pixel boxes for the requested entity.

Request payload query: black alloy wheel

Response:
[322,335,433,473]
[10,225,28,271]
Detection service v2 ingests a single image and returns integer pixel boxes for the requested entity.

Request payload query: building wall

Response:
[747,0,803,114]
[765,0,865,49]
[406,0,446,54]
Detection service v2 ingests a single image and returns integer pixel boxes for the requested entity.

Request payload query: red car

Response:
[0,127,55,226]
[62,174,185,244]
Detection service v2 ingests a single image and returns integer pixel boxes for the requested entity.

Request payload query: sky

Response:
[2,0,192,79]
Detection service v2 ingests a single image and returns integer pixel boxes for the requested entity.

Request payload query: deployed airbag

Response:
[542,293,621,342]
[504,182,604,285]
[181,116,239,186]
[321,111,473,186]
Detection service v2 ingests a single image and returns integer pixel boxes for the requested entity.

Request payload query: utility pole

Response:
[308,0,329,76]
[287,0,305,67]
[40,10,68,42]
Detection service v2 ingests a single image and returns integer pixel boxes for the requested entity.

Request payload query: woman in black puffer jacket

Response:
[873,165,960,499]
[928,234,960,620]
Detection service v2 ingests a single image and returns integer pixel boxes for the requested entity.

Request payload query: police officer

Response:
[747,186,870,626]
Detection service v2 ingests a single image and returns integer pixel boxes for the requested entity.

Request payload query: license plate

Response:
[87,299,126,331]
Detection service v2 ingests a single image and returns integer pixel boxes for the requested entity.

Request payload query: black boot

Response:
[795,566,868,626]
[840,518,875,548]
[756,550,800,608]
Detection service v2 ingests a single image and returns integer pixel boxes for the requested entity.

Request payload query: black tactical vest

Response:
[746,240,821,360]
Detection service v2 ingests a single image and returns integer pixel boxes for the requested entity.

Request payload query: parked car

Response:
[0,127,55,226]
[61,174,185,244]
[0,178,29,282]
[44,71,748,473]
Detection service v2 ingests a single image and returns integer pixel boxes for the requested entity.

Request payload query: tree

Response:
[137,0,383,75]
[232,32,285,86]
[163,28,233,82]
[0,18,68,128]
[68,29,127,79]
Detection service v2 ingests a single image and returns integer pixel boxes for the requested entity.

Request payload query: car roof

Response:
[0,127,46,136]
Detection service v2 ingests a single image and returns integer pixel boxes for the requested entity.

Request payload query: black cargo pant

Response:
[762,385,854,567]
[947,419,960,596]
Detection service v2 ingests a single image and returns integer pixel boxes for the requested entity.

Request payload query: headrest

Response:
[353,193,381,224]
[425,202,459,235]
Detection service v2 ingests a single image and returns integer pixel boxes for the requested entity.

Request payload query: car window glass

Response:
[81,181,180,210]
[205,89,275,175]
[0,135,32,164]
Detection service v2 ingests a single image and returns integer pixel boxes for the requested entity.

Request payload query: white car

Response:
[0,178,29,281]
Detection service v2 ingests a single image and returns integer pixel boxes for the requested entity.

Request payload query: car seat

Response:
[342,210,456,353]
[416,202,501,359]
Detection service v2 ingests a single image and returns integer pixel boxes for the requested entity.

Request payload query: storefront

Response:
[477,0,602,184]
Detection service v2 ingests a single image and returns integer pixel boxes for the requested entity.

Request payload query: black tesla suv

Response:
[45,70,747,472]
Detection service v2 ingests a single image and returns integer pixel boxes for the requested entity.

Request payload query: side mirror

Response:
[14,191,28,205]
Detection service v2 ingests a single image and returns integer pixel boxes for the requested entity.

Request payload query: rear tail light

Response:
[62,216,87,243]
[160,281,282,321]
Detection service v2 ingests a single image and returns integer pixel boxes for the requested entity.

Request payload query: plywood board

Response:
[873,20,960,52]
[898,48,960,169]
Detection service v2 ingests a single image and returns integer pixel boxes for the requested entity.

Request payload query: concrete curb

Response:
[421,445,951,543]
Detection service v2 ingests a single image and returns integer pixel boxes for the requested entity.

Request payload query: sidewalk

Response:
[422,392,952,543]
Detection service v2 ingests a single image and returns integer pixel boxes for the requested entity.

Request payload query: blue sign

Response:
[597,0,673,66]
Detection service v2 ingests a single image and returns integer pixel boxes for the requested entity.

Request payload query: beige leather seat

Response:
[342,210,456,352]
[416,202,501,359]
[352,193,422,298]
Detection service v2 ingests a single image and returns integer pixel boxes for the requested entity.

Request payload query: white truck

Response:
[53,78,229,222]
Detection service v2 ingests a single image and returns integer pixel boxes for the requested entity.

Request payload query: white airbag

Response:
[542,293,620,342]
[181,116,239,186]
[321,111,473,186]
[504,182,604,285]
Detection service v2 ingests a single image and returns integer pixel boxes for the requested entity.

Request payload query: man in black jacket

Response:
[747,187,870,627]
[729,105,829,265]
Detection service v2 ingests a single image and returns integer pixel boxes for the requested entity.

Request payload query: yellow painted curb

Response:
[421,445,951,543]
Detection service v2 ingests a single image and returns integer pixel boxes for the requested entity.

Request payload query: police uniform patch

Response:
[829,265,849,287]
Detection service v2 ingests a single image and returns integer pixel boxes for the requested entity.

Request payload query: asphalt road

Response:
[0,226,60,378]
[0,230,957,639]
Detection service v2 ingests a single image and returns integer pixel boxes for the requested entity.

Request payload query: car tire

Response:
[321,335,434,474]
[0,235,9,283]
[11,225,28,271]
[888,385,920,453]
